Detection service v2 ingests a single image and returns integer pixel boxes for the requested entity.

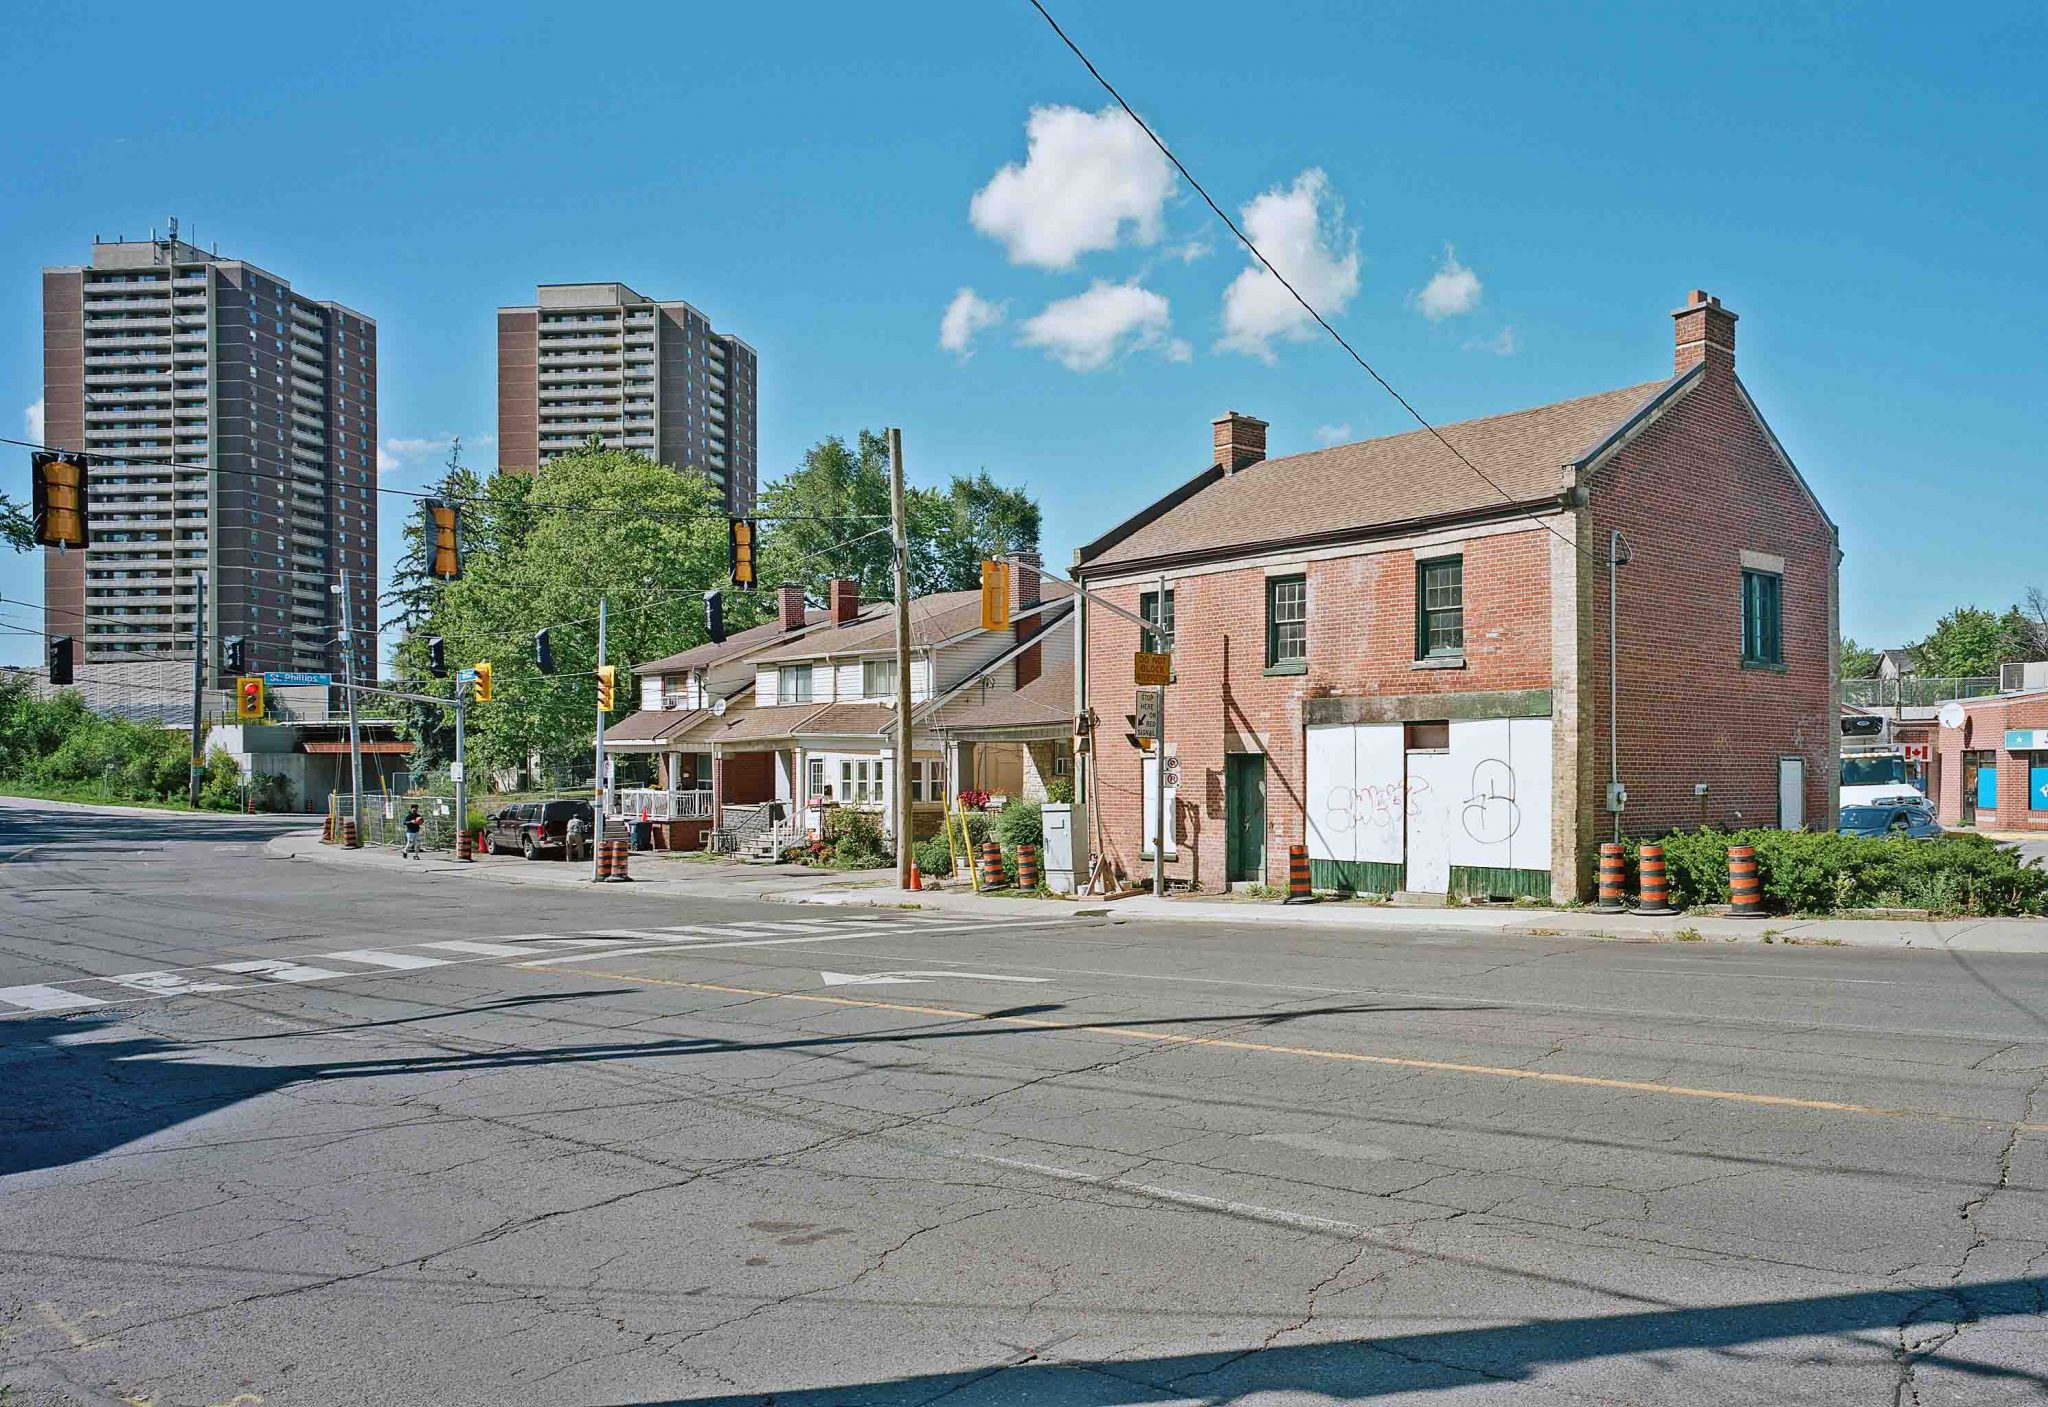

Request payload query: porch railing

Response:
[608,787,713,821]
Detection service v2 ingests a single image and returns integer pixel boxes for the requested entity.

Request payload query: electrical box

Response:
[1041,801,1088,895]
[1606,781,1628,813]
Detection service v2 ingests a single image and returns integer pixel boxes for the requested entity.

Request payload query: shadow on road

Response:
[605,1275,2048,1404]
[0,805,310,852]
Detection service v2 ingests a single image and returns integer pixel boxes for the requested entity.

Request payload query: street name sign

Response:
[264,671,332,687]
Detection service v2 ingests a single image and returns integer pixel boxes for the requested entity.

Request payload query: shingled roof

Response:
[1077,378,1682,573]
[633,609,828,676]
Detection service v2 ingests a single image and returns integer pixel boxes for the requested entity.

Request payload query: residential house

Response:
[606,570,1072,856]
[1071,290,1839,901]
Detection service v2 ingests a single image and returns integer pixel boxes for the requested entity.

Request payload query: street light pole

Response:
[337,571,364,842]
[592,595,608,881]
[1153,570,1168,898]
[187,570,207,807]
[889,428,914,889]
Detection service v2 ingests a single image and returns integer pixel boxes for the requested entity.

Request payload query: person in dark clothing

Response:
[402,805,425,858]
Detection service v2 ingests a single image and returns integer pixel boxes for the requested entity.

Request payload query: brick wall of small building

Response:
[1082,529,1554,891]
[1581,370,1838,849]
[1933,696,2048,831]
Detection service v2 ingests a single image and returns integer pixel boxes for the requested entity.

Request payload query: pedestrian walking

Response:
[402,804,425,859]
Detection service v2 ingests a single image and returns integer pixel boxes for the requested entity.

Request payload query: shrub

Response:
[823,807,889,869]
[1638,828,2048,917]
[994,798,1042,848]
[1045,777,1075,804]
[913,835,953,878]
[198,746,245,811]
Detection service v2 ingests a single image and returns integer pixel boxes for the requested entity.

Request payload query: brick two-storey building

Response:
[1072,291,1839,901]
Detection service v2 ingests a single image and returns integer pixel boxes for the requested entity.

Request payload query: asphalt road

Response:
[2,798,2044,1406]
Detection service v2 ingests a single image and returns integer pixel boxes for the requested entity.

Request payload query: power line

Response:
[1023,0,1596,561]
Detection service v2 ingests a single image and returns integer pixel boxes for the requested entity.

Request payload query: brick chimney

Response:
[830,577,861,626]
[1672,289,1737,376]
[778,584,807,633]
[1212,411,1268,473]
[1012,551,1043,688]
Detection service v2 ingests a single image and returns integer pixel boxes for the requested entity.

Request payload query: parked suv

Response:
[478,800,595,859]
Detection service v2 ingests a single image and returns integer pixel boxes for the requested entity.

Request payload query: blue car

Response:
[1839,801,1941,839]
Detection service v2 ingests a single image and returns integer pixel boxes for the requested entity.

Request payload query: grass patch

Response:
[0,783,212,814]
[1673,926,1704,941]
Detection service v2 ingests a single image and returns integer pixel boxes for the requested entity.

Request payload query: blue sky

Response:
[4,1,2044,668]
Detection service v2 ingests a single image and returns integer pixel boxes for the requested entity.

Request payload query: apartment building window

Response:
[1139,588,1174,655]
[777,664,813,704]
[1742,568,1783,667]
[862,658,898,698]
[1416,556,1464,659]
[1265,575,1307,673]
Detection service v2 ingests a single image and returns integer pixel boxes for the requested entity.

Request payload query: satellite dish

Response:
[711,696,728,717]
[1939,701,1966,730]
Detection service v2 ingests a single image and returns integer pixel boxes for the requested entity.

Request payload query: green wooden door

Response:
[1225,754,1266,884]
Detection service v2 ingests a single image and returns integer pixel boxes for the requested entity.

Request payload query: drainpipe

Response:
[1608,529,1631,844]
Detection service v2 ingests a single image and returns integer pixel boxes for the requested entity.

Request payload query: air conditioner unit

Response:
[2001,661,2048,693]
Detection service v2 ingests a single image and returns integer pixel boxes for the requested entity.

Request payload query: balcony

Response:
[608,787,713,822]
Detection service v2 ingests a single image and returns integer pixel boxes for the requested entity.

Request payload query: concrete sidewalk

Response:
[272,828,2048,953]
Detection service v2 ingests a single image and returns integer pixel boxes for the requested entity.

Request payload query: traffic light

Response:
[472,661,492,703]
[222,636,246,674]
[980,559,1011,631]
[728,518,757,590]
[48,635,73,687]
[427,636,445,677]
[595,664,616,711]
[425,501,461,580]
[31,451,89,550]
[534,627,555,675]
[704,589,725,645]
[236,676,266,721]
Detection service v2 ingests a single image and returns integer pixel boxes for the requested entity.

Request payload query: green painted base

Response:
[1310,858,1404,895]
[1449,865,1551,901]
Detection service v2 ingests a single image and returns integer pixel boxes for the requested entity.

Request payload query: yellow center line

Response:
[524,967,2048,1134]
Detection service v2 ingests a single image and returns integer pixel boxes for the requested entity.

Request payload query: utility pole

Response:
[453,691,468,862]
[1153,570,1168,899]
[187,571,208,807]
[889,428,914,889]
[592,596,608,881]
[338,571,364,842]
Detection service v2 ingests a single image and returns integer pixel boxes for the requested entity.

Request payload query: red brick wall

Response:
[1083,530,1553,890]
[1583,371,1836,841]
[1933,696,2048,831]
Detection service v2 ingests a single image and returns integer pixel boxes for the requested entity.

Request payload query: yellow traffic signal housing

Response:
[980,559,1011,631]
[426,501,461,580]
[729,518,757,590]
[31,451,89,550]
[595,664,617,711]
[236,676,266,721]
[473,661,493,703]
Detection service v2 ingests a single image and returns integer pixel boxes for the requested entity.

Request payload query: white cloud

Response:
[1463,325,1517,356]
[938,288,1005,358]
[25,398,45,445]
[1417,245,1482,321]
[970,105,1176,269]
[380,432,487,478]
[1168,240,1212,264]
[1218,169,1361,362]
[1314,423,1354,446]
[1020,281,1178,373]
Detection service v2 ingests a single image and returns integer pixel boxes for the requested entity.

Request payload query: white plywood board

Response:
[1442,718,1553,874]
[1352,724,1408,866]
[1404,749,1458,892]
[1303,725,1355,862]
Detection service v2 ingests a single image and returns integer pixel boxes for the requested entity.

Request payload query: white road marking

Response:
[323,948,449,970]
[421,939,543,958]
[818,969,1051,987]
[580,929,699,941]
[214,960,349,983]
[0,983,107,1012]
[106,970,245,996]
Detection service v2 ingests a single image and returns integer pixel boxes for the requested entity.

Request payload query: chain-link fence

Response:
[325,788,595,852]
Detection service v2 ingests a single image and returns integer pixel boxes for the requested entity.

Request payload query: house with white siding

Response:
[604,569,1071,855]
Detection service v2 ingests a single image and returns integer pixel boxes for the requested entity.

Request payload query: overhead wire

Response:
[1023,0,1602,563]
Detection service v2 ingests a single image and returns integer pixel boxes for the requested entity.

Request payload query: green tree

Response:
[402,446,763,783]
[0,494,33,552]
[1910,606,2036,678]
[1839,637,1881,679]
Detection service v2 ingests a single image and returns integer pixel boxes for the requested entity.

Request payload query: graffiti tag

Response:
[1459,758,1522,845]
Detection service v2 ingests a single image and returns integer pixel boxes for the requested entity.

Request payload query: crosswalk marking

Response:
[0,913,1046,1015]
[108,970,245,997]
[214,959,349,983]
[420,939,542,958]
[0,983,106,1012]
[323,948,449,970]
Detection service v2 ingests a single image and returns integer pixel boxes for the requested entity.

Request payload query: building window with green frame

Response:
[1139,587,1175,655]
[1741,568,1783,667]
[1266,574,1307,673]
[1416,555,1464,659]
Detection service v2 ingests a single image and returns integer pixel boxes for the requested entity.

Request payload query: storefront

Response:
[1932,693,2048,832]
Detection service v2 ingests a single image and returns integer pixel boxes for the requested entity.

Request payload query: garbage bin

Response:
[632,820,651,852]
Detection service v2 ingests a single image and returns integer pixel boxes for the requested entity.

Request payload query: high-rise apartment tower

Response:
[497,282,757,511]
[40,224,377,687]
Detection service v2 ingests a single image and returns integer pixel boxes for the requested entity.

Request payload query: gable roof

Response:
[747,587,1072,665]
[1077,379,1680,574]
[932,660,1074,734]
[633,609,829,676]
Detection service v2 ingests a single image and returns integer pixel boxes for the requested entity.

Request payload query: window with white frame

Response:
[777,664,813,704]
[862,658,897,698]
[908,757,941,802]
[806,757,826,800]
[839,758,883,804]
